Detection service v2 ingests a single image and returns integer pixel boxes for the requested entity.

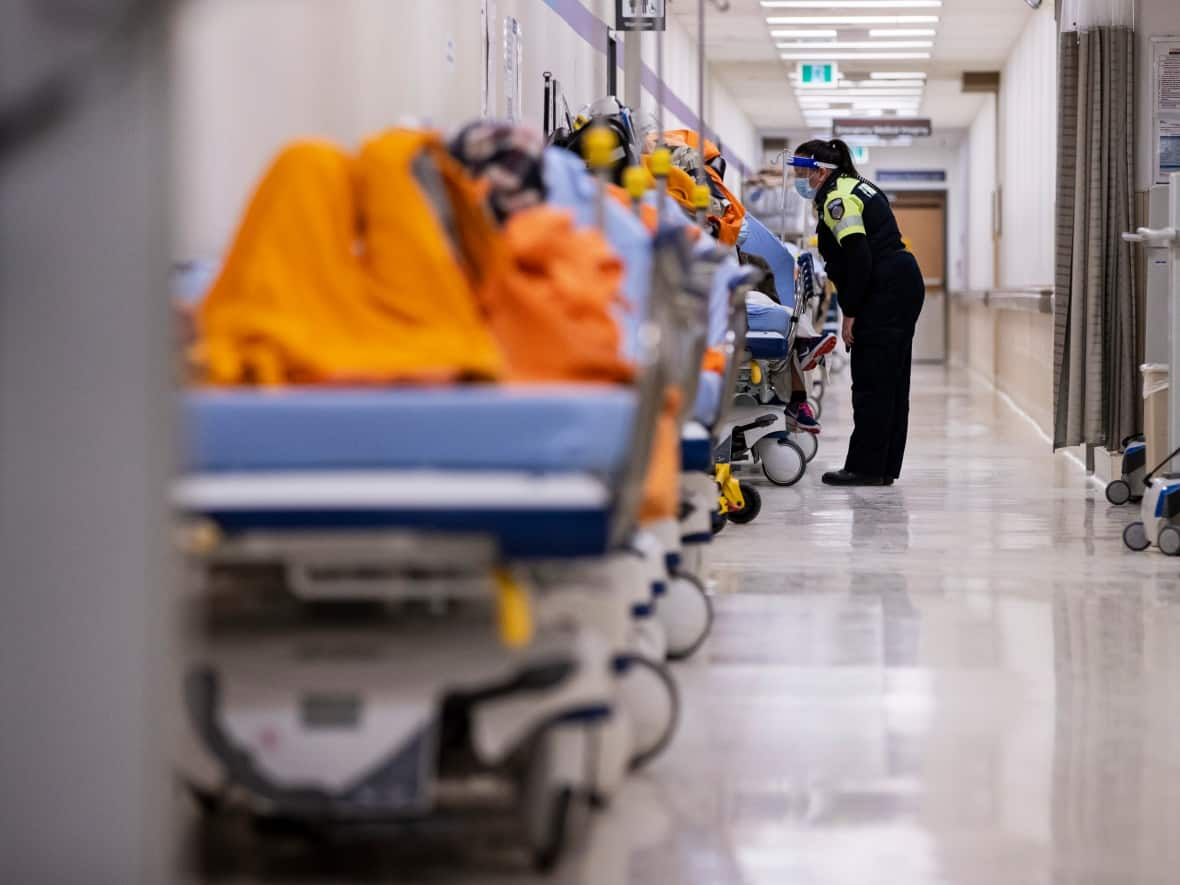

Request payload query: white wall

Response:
[965,94,997,291]
[171,0,759,258]
[997,3,1058,288]
[636,18,761,178]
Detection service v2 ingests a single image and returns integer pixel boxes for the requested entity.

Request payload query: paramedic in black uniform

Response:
[789,139,925,486]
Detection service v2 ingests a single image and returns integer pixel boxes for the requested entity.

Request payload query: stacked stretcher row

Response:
[171,120,757,869]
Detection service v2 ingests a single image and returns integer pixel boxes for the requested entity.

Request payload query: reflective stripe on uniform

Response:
[822,175,869,242]
[832,213,866,240]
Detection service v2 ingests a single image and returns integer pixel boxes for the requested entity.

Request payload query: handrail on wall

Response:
[950,287,1054,314]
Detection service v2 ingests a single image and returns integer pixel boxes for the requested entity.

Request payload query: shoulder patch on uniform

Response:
[828,198,845,221]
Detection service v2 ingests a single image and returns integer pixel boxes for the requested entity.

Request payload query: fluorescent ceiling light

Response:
[763,1,942,8]
[796,88,923,97]
[843,79,927,87]
[796,92,922,100]
[767,15,939,23]
[777,40,933,49]
[797,100,924,109]
[772,28,839,37]
[781,51,931,59]
[868,28,936,36]
[870,70,928,78]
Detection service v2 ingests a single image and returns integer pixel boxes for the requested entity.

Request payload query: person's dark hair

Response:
[793,138,859,178]
[736,251,780,304]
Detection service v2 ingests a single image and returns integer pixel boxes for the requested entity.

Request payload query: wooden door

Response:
[891,191,947,362]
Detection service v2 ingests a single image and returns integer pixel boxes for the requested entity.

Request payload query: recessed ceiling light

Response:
[771,28,840,37]
[763,1,942,8]
[777,40,934,49]
[869,70,928,78]
[868,28,936,36]
[781,51,932,59]
[767,15,939,23]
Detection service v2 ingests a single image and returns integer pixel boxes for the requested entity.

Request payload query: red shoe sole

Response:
[799,336,838,372]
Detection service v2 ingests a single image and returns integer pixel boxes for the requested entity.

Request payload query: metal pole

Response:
[656,23,666,137]
[1169,172,1180,454]
[696,0,707,187]
[624,31,643,112]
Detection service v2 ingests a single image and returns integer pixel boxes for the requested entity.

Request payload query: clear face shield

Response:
[785,155,836,201]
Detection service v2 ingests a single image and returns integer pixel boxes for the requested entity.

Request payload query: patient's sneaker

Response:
[795,333,838,372]
[785,400,821,434]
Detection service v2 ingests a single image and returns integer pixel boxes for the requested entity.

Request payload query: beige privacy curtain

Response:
[1053,27,1138,450]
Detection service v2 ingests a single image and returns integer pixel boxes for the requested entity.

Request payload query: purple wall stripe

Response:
[541,0,609,51]
[540,0,756,177]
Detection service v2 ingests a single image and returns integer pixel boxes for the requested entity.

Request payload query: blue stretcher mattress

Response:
[747,301,791,336]
[185,385,637,475]
[693,371,722,427]
[745,331,789,361]
[739,216,797,307]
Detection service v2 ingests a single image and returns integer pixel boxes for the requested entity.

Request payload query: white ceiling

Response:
[668,0,1034,137]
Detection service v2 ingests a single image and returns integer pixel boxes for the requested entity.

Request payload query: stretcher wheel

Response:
[529,787,576,872]
[727,482,762,523]
[1105,479,1132,506]
[1123,521,1150,552]
[618,656,680,771]
[711,510,727,535]
[663,571,713,661]
[522,725,591,872]
[1159,525,1180,556]
[756,437,805,487]
[791,431,818,463]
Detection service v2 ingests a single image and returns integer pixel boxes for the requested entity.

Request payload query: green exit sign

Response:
[797,62,837,86]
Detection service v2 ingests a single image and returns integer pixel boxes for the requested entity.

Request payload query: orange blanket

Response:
[194,130,631,386]
[197,134,503,385]
[488,207,633,384]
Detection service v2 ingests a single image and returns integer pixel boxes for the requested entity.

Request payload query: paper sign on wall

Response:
[481,0,497,118]
[504,17,523,123]
[1153,38,1180,183]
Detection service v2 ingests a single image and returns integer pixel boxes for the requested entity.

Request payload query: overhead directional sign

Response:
[833,118,932,138]
[797,62,838,87]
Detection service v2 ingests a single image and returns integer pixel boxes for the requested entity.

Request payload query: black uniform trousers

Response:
[843,254,925,480]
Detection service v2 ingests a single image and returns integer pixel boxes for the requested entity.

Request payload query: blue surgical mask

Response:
[794,177,817,200]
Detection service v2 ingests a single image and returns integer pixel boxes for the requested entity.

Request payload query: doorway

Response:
[890,190,947,363]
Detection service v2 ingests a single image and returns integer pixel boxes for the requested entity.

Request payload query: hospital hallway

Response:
[9,1,1180,882]
[184,363,1180,885]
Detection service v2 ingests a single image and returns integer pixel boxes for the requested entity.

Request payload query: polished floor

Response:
[189,364,1180,885]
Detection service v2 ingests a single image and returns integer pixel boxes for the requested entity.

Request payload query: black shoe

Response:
[821,470,886,487]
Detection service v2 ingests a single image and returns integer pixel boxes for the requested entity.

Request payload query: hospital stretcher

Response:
[709,224,825,526]
[172,142,751,869]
